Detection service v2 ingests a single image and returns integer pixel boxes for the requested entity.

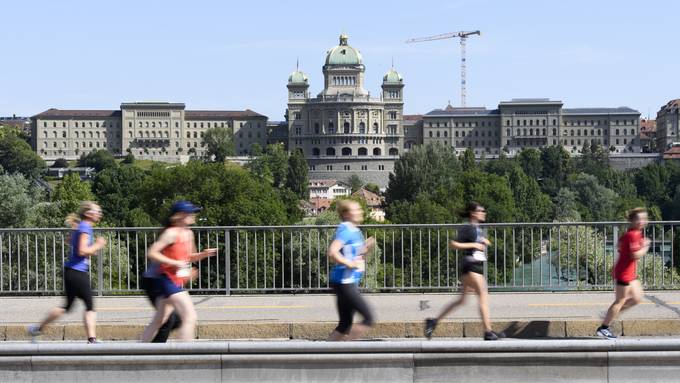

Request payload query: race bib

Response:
[472,250,487,262]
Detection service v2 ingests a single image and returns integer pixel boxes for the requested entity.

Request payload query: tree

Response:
[347,174,363,194]
[554,188,581,221]
[517,148,542,180]
[460,147,476,171]
[0,133,45,178]
[0,173,42,227]
[122,153,135,165]
[285,149,309,200]
[92,165,150,226]
[202,127,235,162]
[246,144,288,188]
[539,145,573,197]
[364,183,381,195]
[386,143,462,206]
[568,173,619,221]
[79,149,117,172]
[52,158,69,168]
[53,172,96,218]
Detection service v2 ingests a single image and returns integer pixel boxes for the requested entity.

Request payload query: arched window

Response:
[358,147,368,156]
[359,122,366,134]
[342,147,352,156]
[529,129,534,136]
[542,128,546,135]
[326,147,336,156]
[552,128,557,135]
[329,122,335,133]
[343,122,351,134]
[373,122,379,133]
[389,148,399,156]
[314,123,320,134]
[312,148,320,156]
[373,148,382,155]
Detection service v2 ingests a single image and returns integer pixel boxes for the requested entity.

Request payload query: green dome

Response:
[383,69,402,83]
[288,70,308,84]
[325,34,363,66]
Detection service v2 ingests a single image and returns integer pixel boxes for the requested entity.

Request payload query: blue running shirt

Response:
[64,221,94,272]
[329,222,365,284]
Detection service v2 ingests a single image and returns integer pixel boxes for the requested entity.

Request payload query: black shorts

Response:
[461,261,484,275]
[62,267,94,312]
[616,279,633,286]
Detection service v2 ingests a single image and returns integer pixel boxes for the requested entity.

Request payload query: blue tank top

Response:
[64,221,93,272]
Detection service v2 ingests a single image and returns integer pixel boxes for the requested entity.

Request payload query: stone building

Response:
[31,102,267,161]
[656,99,680,151]
[286,34,404,187]
[422,98,641,156]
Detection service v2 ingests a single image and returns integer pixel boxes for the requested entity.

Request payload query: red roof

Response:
[402,114,423,121]
[640,119,656,132]
[663,146,680,159]
[309,197,332,210]
[33,108,121,118]
[352,188,384,207]
[185,109,266,119]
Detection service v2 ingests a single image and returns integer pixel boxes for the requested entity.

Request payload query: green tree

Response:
[517,148,542,180]
[52,158,69,168]
[0,173,42,227]
[539,145,573,197]
[92,165,150,226]
[569,173,619,221]
[286,149,309,200]
[53,172,96,217]
[460,147,476,171]
[347,174,363,194]
[0,132,45,178]
[364,183,381,195]
[79,149,117,172]
[554,188,581,221]
[202,126,235,162]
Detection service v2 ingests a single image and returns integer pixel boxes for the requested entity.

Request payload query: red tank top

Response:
[159,228,192,287]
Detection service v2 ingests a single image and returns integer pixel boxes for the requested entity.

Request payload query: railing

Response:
[0,222,678,295]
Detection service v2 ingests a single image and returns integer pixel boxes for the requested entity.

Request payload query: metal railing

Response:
[0,221,678,295]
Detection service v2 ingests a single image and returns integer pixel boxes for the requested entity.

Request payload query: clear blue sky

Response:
[1,0,675,120]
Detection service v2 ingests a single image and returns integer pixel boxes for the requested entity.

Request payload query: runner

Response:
[28,201,107,343]
[424,202,502,341]
[327,200,376,341]
[141,259,183,342]
[141,200,216,342]
[596,207,649,339]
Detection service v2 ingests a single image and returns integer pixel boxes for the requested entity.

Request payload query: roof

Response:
[402,114,423,121]
[184,110,266,119]
[640,119,656,132]
[499,98,563,105]
[383,68,403,84]
[32,108,121,118]
[663,146,680,159]
[309,197,332,210]
[352,188,384,207]
[309,179,349,188]
[425,107,499,117]
[288,70,308,84]
[325,34,363,66]
[563,107,639,115]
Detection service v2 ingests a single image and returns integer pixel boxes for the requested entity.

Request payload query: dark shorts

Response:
[62,267,94,312]
[156,274,183,298]
[331,282,374,334]
[461,261,484,275]
[616,279,634,286]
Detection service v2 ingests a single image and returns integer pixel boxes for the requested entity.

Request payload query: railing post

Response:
[97,240,104,297]
[225,229,231,296]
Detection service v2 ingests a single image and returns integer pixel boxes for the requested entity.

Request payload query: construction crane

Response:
[406,30,481,107]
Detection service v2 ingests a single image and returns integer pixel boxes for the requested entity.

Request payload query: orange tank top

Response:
[159,228,192,287]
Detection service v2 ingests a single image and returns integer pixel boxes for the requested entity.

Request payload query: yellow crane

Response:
[406,30,481,107]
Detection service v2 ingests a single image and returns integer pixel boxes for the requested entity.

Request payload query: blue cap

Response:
[170,200,201,215]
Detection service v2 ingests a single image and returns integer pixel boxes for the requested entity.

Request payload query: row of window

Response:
[309,147,399,156]
[332,76,356,86]
[429,120,498,128]
[44,121,119,128]
[309,164,387,171]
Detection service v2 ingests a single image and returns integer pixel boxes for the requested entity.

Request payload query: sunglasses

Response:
[475,209,486,213]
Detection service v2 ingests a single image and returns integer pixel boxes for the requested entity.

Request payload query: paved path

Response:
[3,291,680,325]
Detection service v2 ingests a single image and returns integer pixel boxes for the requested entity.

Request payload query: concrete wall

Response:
[3,340,680,382]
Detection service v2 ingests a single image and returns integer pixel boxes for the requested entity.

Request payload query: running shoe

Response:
[596,326,616,339]
[87,337,102,344]
[27,325,41,343]
[484,331,502,341]
[424,318,438,339]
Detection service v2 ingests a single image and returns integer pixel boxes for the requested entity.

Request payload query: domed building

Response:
[287,34,405,188]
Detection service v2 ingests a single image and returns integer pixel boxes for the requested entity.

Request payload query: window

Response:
[341,147,352,156]
[344,165,350,171]
[389,148,398,156]
[314,123,320,134]
[373,148,381,155]
[359,122,365,134]
[312,148,320,156]
[378,165,385,171]
[343,122,351,134]
[358,147,368,156]
[361,165,368,171]
[326,147,336,156]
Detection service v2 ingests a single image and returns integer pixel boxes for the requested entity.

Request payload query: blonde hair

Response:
[336,199,359,219]
[76,201,99,220]
[64,213,80,228]
[626,207,647,222]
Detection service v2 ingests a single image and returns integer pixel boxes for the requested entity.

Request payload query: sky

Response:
[1,0,676,120]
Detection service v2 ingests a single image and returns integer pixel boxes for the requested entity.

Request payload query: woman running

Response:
[425,202,501,341]
[596,207,650,339]
[141,201,216,342]
[327,200,376,341]
[29,201,107,343]
[141,260,183,342]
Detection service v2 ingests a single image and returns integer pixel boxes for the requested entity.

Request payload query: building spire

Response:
[296,57,299,71]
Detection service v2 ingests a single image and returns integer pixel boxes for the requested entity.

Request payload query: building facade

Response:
[656,99,680,151]
[31,102,267,161]
[286,34,404,187]
[422,98,641,156]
